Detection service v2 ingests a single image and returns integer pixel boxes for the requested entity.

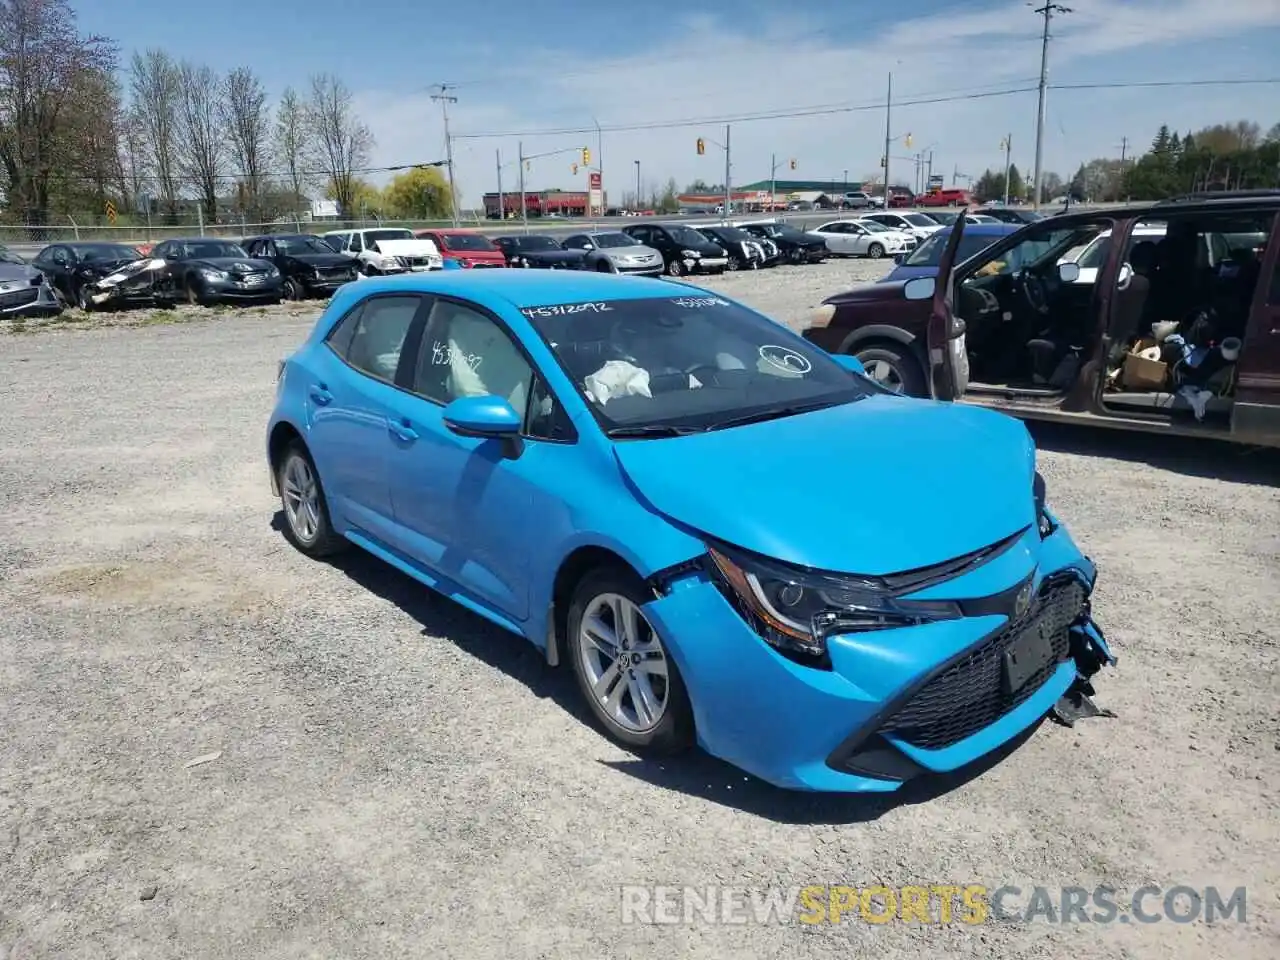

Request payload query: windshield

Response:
[75,243,140,262]
[709,227,752,243]
[904,214,937,227]
[522,296,873,434]
[440,233,496,251]
[925,212,960,226]
[364,229,414,243]
[514,236,562,251]
[665,226,708,246]
[858,220,891,233]
[965,224,1104,280]
[904,231,1003,267]
[592,232,636,249]
[187,241,248,259]
[277,236,339,255]
[0,249,26,265]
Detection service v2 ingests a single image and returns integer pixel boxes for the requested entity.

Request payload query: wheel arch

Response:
[837,323,918,356]
[267,420,306,493]
[547,545,643,667]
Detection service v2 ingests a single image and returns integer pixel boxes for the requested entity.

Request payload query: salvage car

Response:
[621,223,729,276]
[492,235,589,270]
[693,226,768,270]
[0,250,63,318]
[266,270,1114,792]
[149,238,284,306]
[738,221,829,264]
[321,228,443,275]
[242,234,360,300]
[416,229,507,269]
[809,220,913,259]
[880,222,1020,283]
[32,242,147,310]
[560,231,664,275]
[798,192,1280,447]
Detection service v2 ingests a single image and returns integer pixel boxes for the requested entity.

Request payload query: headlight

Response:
[1034,471,1056,538]
[707,543,962,664]
[681,249,702,258]
[267,266,280,277]
[200,268,228,281]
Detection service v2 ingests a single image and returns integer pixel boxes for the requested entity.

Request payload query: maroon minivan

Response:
[798,191,1280,448]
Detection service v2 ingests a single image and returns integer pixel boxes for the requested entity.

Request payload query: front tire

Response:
[854,343,927,397]
[596,259,614,273]
[567,567,695,754]
[282,277,305,300]
[277,441,346,557]
[666,258,685,277]
[726,255,742,271]
[74,283,94,312]
[867,243,885,259]
[185,278,208,306]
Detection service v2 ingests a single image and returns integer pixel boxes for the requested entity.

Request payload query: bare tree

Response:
[274,86,310,208]
[114,110,147,215]
[220,66,270,221]
[304,74,372,217]
[129,49,181,217]
[0,0,117,226]
[176,61,224,220]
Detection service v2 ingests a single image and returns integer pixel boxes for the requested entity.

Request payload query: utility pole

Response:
[1000,134,1013,205]
[770,152,777,214]
[634,159,640,211]
[1031,3,1072,210]
[518,141,527,232]
[495,149,504,222]
[723,124,732,222]
[431,83,461,226]
[882,72,893,205]
[927,151,934,189]
[1117,135,1129,201]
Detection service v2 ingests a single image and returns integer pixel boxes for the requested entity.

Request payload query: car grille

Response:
[238,272,268,284]
[0,287,40,309]
[317,266,353,280]
[404,256,432,268]
[877,576,1087,750]
[470,262,503,268]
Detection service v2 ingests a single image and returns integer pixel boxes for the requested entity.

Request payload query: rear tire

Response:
[276,441,346,557]
[854,343,927,397]
[567,566,695,754]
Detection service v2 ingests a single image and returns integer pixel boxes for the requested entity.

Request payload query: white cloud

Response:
[355,0,1280,205]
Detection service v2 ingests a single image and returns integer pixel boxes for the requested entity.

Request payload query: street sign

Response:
[588,172,603,216]
[105,200,117,224]
[588,172,601,190]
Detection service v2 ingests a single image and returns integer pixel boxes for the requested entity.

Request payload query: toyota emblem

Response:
[1014,582,1032,618]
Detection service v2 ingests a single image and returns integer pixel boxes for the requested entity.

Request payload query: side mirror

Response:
[902,276,936,301]
[1057,261,1081,283]
[1116,262,1134,291]
[442,395,522,438]
[833,354,866,376]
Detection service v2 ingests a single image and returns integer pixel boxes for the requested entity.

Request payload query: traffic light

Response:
[582,147,590,166]
[696,137,705,156]
[880,156,886,167]
[905,133,913,148]
[789,158,796,170]
[572,163,578,174]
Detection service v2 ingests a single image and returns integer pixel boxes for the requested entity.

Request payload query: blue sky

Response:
[81,0,1280,204]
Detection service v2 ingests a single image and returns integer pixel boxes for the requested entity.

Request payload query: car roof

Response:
[330,270,686,314]
[160,237,242,243]
[1046,194,1280,225]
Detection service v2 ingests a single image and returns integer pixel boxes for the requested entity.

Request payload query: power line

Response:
[452,75,1280,141]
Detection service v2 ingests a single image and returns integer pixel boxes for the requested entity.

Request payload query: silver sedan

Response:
[562,232,664,275]
[808,220,914,259]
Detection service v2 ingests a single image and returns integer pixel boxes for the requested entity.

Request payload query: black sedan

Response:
[739,223,828,264]
[31,242,149,310]
[149,238,284,306]
[492,235,588,269]
[242,234,360,300]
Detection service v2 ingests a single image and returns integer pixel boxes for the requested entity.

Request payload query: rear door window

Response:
[328,295,424,382]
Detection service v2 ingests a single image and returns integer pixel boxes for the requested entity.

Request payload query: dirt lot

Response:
[1,261,1277,960]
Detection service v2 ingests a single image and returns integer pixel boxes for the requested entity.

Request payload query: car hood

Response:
[285,252,358,268]
[374,238,440,257]
[603,244,660,259]
[444,248,505,261]
[612,395,1036,575]
[824,278,908,304]
[75,257,141,276]
[187,257,274,272]
[0,262,41,282]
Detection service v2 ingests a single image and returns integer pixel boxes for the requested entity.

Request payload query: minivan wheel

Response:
[854,343,928,397]
[567,567,695,754]
[867,243,885,259]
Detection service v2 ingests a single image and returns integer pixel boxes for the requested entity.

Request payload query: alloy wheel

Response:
[577,592,670,734]
[863,358,905,393]
[281,453,321,546]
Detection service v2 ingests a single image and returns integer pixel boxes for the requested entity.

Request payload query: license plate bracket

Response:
[1002,618,1055,695]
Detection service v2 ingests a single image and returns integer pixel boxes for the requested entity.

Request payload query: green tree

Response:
[1006,163,1024,200]
[1150,124,1172,155]
[382,166,451,219]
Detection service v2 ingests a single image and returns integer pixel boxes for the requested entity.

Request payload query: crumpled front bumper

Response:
[641,522,1113,793]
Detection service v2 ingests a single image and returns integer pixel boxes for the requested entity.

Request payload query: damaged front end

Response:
[1054,608,1118,726]
[82,258,167,309]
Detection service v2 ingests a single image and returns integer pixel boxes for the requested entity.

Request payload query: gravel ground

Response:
[1,260,1278,960]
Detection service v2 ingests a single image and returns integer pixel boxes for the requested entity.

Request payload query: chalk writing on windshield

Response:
[519,302,613,319]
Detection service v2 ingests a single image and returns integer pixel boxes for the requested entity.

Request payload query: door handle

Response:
[309,384,333,405]
[388,418,418,442]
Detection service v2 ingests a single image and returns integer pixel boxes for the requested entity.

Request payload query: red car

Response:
[415,229,506,268]
[918,188,973,208]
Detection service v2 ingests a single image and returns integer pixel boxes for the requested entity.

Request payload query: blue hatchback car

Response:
[880,222,1021,283]
[266,271,1114,792]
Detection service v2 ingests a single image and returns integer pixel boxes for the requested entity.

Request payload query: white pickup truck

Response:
[320,227,443,275]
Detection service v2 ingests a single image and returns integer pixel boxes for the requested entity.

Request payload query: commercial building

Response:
[482,189,605,219]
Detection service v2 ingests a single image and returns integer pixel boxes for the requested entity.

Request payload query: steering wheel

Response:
[1020,271,1050,314]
